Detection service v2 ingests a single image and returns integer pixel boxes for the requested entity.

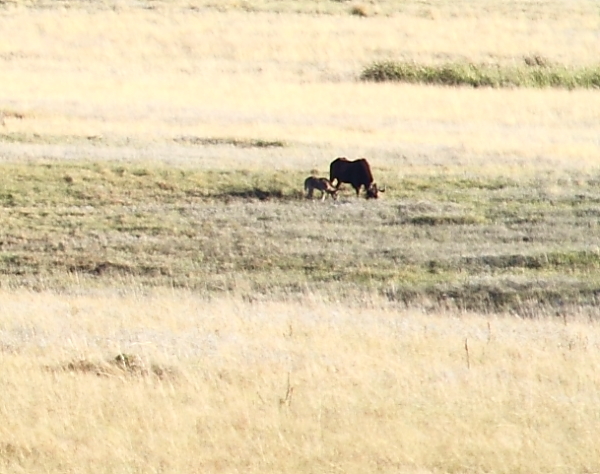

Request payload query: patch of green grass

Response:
[1,160,600,315]
[360,61,600,89]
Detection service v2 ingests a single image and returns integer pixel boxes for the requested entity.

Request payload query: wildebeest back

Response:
[329,157,374,190]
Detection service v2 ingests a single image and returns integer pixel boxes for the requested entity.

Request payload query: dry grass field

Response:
[2,290,600,473]
[1,0,600,167]
[1,0,600,472]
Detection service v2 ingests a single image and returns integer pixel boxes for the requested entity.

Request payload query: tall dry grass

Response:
[1,290,600,473]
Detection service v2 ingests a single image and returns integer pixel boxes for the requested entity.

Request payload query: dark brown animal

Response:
[329,157,384,199]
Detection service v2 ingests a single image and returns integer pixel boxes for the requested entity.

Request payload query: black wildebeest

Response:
[329,157,384,199]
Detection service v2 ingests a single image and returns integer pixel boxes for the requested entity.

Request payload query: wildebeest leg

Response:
[353,185,361,197]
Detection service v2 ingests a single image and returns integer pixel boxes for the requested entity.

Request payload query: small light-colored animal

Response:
[304,176,339,201]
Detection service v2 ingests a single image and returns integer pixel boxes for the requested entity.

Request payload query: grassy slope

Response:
[1,160,600,315]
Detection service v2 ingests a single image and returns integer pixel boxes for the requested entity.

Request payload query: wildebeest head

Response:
[366,183,385,199]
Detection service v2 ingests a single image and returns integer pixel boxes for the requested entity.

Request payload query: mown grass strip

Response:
[174,136,287,148]
[360,61,600,89]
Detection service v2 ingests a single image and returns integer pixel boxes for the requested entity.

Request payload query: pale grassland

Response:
[1,0,600,170]
[1,289,600,473]
[1,2,600,472]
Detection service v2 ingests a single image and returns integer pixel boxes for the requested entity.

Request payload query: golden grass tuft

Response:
[47,354,180,380]
[350,3,369,16]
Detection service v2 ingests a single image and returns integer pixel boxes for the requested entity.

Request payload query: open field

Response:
[1,0,600,163]
[2,291,600,473]
[1,0,600,472]
[2,160,600,317]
